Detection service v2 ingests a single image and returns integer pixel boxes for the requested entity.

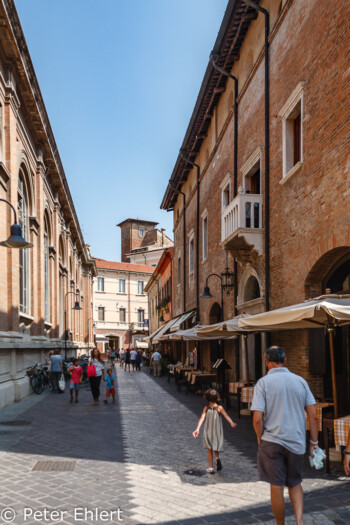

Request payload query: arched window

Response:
[18,173,29,313]
[44,214,51,321]
[244,275,261,302]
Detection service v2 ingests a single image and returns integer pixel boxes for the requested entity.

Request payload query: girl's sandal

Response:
[207,468,215,474]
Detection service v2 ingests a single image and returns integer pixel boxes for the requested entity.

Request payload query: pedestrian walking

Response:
[151,349,162,377]
[50,349,63,393]
[45,350,54,389]
[130,348,137,371]
[111,349,116,365]
[103,368,116,404]
[124,348,131,372]
[88,349,105,404]
[107,347,111,362]
[251,346,319,525]
[135,350,142,371]
[68,358,83,403]
[193,389,236,474]
[119,348,125,368]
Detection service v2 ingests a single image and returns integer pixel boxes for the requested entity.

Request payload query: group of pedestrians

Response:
[118,348,146,372]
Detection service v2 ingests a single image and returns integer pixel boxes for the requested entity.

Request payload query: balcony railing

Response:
[221,193,263,254]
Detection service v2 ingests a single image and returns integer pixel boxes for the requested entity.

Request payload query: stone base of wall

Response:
[0,376,30,409]
[0,337,92,410]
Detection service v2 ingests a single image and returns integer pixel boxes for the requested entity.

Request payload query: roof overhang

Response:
[160,0,259,211]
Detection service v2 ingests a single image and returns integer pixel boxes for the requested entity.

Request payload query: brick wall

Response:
[168,0,350,396]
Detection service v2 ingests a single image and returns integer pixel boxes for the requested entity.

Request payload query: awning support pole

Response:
[328,326,338,419]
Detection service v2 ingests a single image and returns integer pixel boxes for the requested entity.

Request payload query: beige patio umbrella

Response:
[164,325,237,341]
[238,294,350,419]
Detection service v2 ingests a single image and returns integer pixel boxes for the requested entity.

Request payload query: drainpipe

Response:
[210,52,241,378]
[169,180,186,312]
[210,51,238,197]
[179,150,200,323]
[243,0,270,312]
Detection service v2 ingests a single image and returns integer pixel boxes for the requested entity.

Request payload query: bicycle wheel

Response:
[31,373,44,394]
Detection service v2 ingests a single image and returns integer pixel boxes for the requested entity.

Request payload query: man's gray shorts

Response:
[258,440,304,487]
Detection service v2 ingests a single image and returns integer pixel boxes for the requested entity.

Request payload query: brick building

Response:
[117,218,173,267]
[145,247,174,337]
[0,0,96,407]
[161,0,350,410]
[93,259,154,351]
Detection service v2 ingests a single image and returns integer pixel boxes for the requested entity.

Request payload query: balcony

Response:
[221,193,263,262]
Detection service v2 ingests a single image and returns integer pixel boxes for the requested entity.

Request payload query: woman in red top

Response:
[68,358,83,403]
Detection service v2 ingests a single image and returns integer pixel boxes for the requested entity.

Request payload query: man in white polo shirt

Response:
[251,346,319,525]
[151,349,162,377]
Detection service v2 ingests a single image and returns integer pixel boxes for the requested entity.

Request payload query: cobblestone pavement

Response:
[0,366,350,525]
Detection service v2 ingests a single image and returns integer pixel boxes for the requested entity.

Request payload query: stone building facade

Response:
[93,259,154,351]
[0,0,96,407]
[161,0,350,409]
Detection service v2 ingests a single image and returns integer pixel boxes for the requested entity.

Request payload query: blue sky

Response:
[15,0,228,261]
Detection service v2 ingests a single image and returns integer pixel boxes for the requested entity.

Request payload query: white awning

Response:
[95,334,107,340]
[166,325,237,341]
[152,316,182,343]
[169,310,196,332]
[135,341,149,349]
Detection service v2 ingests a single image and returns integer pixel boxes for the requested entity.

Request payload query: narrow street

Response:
[0,368,350,525]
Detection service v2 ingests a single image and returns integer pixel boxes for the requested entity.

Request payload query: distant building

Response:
[93,258,154,351]
[145,247,174,337]
[117,218,173,267]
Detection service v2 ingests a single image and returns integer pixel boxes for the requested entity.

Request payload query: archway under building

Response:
[239,269,264,382]
[306,249,350,414]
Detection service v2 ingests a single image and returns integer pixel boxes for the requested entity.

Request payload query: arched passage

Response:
[306,249,350,413]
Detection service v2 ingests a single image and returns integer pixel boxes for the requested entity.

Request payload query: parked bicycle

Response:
[26,363,51,394]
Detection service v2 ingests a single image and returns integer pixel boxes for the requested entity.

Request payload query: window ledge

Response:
[280,161,303,185]
[136,293,145,296]
[96,291,105,294]
[117,292,127,295]
[19,312,34,326]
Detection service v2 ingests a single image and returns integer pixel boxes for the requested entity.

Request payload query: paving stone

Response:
[0,368,350,524]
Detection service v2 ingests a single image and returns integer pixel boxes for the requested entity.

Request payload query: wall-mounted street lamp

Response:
[200,267,234,321]
[0,198,33,248]
[64,291,82,359]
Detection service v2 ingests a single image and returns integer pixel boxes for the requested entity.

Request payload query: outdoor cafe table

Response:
[228,381,249,394]
[334,415,350,447]
[190,372,216,385]
[323,415,350,474]
[306,402,334,432]
[241,386,254,404]
[233,385,255,418]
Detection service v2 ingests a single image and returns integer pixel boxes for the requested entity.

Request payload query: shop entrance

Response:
[108,336,120,350]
